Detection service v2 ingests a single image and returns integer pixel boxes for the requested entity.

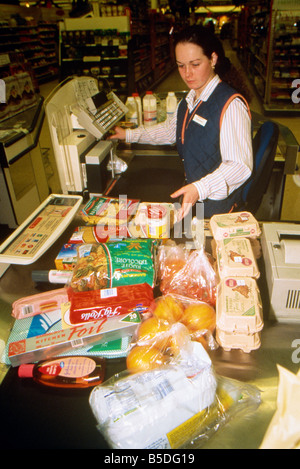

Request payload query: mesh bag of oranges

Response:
[157,241,218,307]
[126,294,218,374]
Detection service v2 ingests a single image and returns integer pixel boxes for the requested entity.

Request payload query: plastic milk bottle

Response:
[132,92,143,126]
[166,91,177,119]
[143,91,157,126]
[125,96,138,127]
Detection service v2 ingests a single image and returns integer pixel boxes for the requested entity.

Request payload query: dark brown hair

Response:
[174,25,252,103]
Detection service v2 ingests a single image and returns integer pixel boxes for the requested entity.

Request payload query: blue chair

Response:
[239,120,279,214]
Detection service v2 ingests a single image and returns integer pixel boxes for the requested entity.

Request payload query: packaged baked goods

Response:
[216,237,260,279]
[70,239,157,291]
[65,283,154,326]
[210,211,261,240]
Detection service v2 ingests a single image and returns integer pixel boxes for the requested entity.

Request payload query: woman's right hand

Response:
[108,126,126,140]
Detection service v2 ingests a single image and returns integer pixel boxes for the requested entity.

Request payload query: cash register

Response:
[44,76,128,196]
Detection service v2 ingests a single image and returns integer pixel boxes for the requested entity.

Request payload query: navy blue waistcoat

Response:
[176,81,250,216]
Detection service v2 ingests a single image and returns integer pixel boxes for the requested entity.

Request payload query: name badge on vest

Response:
[193,114,207,127]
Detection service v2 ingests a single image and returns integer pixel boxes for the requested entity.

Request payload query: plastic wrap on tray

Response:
[157,241,217,306]
[69,239,157,291]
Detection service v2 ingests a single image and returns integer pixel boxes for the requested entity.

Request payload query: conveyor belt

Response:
[108,152,185,202]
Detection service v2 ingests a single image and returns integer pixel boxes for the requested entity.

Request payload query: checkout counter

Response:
[0,81,300,450]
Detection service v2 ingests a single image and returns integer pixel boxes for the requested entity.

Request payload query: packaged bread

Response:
[216,237,260,279]
[216,276,263,334]
[209,212,261,240]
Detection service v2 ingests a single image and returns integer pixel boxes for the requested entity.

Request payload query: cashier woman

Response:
[109,25,253,220]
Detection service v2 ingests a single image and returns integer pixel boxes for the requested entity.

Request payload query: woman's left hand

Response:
[170,184,200,221]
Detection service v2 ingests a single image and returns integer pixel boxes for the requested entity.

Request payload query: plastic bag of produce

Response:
[158,242,217,306]
[126,294,218,367]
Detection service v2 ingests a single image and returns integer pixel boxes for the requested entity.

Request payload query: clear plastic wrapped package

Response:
[89,336,261,449]
[157,242,218,306]
[128,294,218,363]
[90,339,217,449]
[69,239,157,291]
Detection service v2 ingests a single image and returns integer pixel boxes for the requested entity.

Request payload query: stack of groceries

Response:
[2,197,263,449]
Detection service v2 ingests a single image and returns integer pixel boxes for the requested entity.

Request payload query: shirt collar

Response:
[185,75,221,111]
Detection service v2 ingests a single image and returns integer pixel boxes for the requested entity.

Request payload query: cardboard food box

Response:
[215,329,261,353]
[216,276,263,353]
[81,196,140,226]
[55,243,78,270]
[8,311,140,367]
[216,237,260,279]
[216,277,263,334]
[210,211,261,240]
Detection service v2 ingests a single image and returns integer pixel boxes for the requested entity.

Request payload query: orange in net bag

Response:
[126,294,217,373]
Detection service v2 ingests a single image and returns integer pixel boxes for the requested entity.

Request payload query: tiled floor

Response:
[39,42,300,222]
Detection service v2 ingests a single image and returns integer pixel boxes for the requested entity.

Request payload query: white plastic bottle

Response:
[143,91,157,126]
[166,91,177,120]
[125,96,138,127]
[132,92,143,126]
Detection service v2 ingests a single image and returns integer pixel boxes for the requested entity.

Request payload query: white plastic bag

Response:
[90,341,217,449]
[260,365,300,449]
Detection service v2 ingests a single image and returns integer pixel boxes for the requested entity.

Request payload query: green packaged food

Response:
[70,239,157,291]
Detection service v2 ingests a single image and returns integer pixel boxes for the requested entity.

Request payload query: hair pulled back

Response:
[174,25,252,103]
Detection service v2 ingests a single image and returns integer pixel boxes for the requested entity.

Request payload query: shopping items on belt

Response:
[11,283,154,323]
[89,336,261,449]
[216,277,264,353]
[80,196,140,226]
[215,237,260,279]
[6,310,141,367]
[209,211,261,240]
[90,340,218,449]
[157,241,217,306]
[69,239,157,291]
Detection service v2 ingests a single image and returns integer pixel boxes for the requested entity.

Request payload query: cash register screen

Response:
[0,194,82,265]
